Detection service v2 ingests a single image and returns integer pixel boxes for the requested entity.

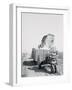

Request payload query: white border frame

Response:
[9,4,70,86]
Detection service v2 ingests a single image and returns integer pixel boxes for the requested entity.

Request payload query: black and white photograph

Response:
[21,12,63,77]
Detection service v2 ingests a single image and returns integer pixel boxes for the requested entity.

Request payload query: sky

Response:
[22,12,63,54]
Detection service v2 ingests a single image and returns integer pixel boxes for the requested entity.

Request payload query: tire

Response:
[51,64,57,73]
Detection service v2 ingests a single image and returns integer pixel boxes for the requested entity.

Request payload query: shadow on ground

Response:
[23,60,37,66]
[22,60,60,75]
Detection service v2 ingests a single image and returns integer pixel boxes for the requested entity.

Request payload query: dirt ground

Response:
[21,58,63,77]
